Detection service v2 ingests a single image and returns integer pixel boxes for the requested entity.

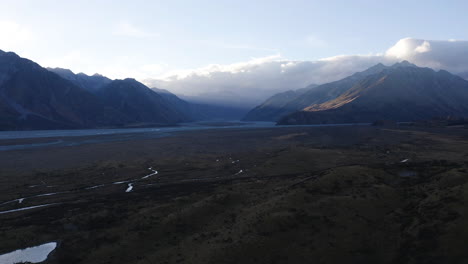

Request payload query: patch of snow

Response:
[28,181,46,188]
[36,192,62,197]
[85,184,106,190]
[113,181,130,185]
[1,192,67,207]
[126,183,133,193]
[0,203,59,215]
[0,242,57,264]
[235,169,243,175]
[142,167,158,179]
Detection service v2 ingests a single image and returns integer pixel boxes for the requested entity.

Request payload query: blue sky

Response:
[1,0,467,75]
[1,0,468,105]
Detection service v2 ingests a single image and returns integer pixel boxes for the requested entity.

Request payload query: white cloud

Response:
[142,38,468,107]
[385,38,468,72]
[144,55,389,106]
[113,21,158,38]
[28,36,468,108]
[415,41,431,53]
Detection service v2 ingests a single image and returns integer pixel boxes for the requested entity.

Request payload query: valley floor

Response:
[1,125,468,263]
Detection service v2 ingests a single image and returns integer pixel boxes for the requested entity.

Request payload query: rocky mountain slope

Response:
[97,78,191,124]
[242,85,317,121]
[0,50,192,130]
[48,67,112,93]
[278,62,468,125]
[50,67,243,122]
[244,63,389,122]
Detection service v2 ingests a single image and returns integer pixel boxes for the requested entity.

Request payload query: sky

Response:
[1,0,468,106]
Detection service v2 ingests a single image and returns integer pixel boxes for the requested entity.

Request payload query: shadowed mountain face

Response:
[0,51,129,130]
[48,68,112,93]
[0,50,192,130]
[97,79,191,124]
[277,62,468,125]
[153,89,249,121]
[242,84,318,121]
[49,66,247,122]
[244,63,390,122]
[243,61,468,125]
[50,68,194,123]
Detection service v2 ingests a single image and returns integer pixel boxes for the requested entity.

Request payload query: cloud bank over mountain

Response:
[144,38,468,107]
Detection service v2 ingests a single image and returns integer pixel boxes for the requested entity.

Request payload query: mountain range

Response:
[242,84,318,121]
[48,67,112,93]
[50,67,251,124]
[0,50,249,130]
[2,48,468,130]
[245,61,468,125]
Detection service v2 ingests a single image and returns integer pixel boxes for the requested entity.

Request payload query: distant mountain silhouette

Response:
[0,50,192,130]
[50,66,246,122]
[97,78,191,124]
[244,63,390,122]
[150,88,248,121]
[48,67,112,93]
[242,84,317,121]
[275,62,468,125]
